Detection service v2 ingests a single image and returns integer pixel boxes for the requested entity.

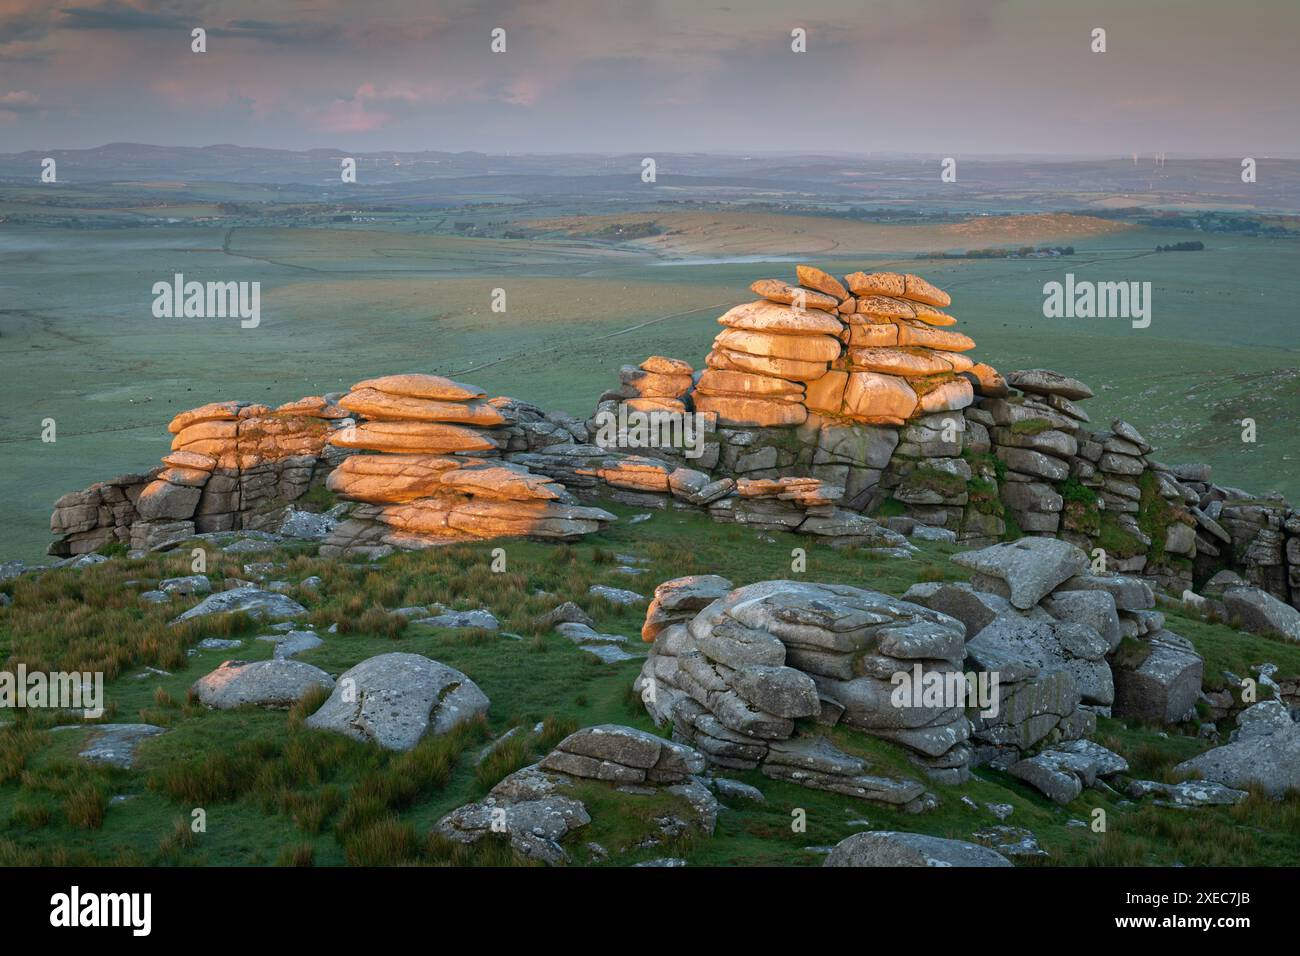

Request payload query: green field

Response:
[2,209,1297,562]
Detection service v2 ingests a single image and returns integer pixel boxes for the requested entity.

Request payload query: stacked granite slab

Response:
[905,538,1204,765]
[436,724,716,865]
[697,265,987,428]
[636,576,970,797]
[972,369,1094,537]
[707,477,906,549]
[602,355,695,416]
[50,395,348,555]
[320,374,614,557]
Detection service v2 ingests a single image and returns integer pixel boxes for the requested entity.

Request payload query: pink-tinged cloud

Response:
[0,90,39,108]
[312,90,392,133]
[500,78,540,107]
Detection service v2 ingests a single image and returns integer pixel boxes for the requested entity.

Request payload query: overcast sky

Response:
[1,0,1296,155]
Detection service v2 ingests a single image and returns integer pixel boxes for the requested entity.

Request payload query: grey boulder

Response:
[192,659,334,709]
[305,652,489,751]
[824,830,1012,867]
[1174,701,1300,797]
[170,586,306,625]
[1222,586,1300,641]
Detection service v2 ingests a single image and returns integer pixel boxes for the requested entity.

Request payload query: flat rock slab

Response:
[222,538,281,554]
[78,724,167,769]
[556,622,628,644]
[824,830,1012,867]
[952,538,1089,609]
[195,637,243,651]
[588,584,646,606]
[1127,779,1248,807]
[170,586,306,625]
[305,652,489,751]
[258,630,324,659]
[192,659,335,709]
[973,825,1047,858]
[579,643,638,663]
[414,608,500,631]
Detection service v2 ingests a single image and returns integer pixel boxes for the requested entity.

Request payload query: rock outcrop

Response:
[907,542,1203,752]
[50,397,345,556]
[320,374,615,557]
[49,265,1300,620]
[700,268,975,429]
[436,725,715,865]
[637,577,965,802]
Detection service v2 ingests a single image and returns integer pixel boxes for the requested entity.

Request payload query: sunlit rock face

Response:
[50,396,347,556]
[318,374,614,558]
[696,267,984,429]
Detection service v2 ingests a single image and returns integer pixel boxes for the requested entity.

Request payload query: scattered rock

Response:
[588,584,646,606]
[159,574,211,596]
[416,608,500,631]
[972,825,1047,858]
[1126,779,1248,807]
[78,724,167,769]
[195,637,243,651]
[258,629,324,659]
[1174,701,1300,797]
[535,602,594,629]
[436,726,713,865]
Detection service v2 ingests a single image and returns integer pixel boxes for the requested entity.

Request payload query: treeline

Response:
[1155,240,1204,252]
[919,245,1075,259]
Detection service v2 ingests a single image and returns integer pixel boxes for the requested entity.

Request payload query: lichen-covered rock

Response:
[435,725,714,865]
[824,830,1011,867]
[192,659,334,709]
[637,578,962,798]
[1222,586,1300,641]
[170,586,307,625]
[1173,701,1300,797]
[1111,629,1203,724]
[951,538,1090,610]
[305,653,488,751]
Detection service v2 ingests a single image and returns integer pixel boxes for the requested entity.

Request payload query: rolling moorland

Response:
[1,148,1298,866]
[1,151,1298,562]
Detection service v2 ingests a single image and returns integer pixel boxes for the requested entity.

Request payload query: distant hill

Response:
[1,144,1298,211]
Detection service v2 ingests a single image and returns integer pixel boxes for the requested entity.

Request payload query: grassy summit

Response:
[2,503,1297,866]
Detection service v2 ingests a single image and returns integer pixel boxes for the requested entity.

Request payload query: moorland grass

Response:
[0,503,1296,865]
